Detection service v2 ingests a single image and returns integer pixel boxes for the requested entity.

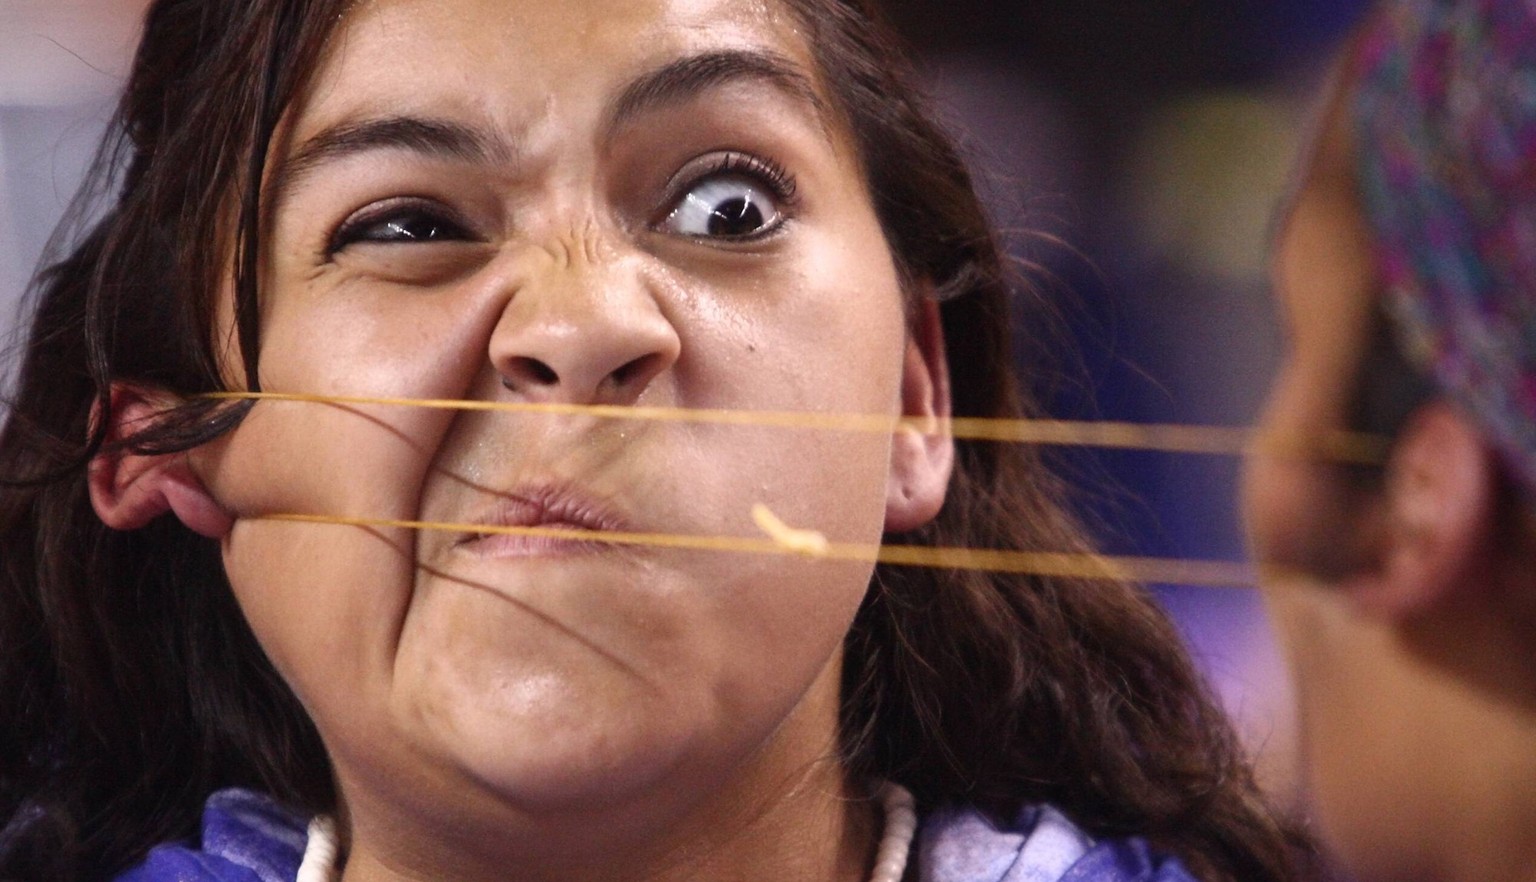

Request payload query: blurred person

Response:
[1246,1,1536,880]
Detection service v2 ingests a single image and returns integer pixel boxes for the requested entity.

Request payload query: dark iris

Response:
[368,214,454,242]
[327,203,476,255]
[707,196,766,237]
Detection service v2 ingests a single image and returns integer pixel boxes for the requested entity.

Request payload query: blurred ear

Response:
[88,384,233,538]
[885,297,954,532]
[1350,401,1498,618]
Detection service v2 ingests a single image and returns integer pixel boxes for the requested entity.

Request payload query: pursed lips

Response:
[454,484,630,558]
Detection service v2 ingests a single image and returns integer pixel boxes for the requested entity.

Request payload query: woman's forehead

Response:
[296,0,822,137]
[262,0,853,228]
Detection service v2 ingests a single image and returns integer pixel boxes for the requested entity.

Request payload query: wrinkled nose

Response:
[488,241,680,407]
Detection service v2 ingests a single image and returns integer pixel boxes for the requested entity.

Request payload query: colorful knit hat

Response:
[1354,0,1536,498]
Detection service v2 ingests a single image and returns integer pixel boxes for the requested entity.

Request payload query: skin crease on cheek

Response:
[185,1,954,880]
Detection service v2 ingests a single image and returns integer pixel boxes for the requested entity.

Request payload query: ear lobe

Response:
[885,297,955,533]
[88,385,233,539]
[1350,401,1497,619]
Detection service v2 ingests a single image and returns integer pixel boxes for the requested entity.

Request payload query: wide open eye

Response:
[662,176,782,240]
[658,152,796,242]
[329,200,477,253]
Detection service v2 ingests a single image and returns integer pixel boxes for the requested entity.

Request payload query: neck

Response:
[338,761,880,882]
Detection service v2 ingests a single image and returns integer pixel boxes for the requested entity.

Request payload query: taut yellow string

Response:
[250,512,1258,589]
[199,389,1379,588]
[200,390,1388,463]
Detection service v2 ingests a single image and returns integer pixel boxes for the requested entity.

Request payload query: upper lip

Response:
[454,483,630,546]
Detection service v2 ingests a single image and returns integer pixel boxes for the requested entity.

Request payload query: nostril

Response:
[610,353,662,388]
[501,356,560,390]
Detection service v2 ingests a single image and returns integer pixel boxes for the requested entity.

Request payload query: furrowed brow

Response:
[267,116,498,207]
[607,49,829,135]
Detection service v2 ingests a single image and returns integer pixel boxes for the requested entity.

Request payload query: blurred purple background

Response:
[888,0,1371,796]
[0,0,1373,800]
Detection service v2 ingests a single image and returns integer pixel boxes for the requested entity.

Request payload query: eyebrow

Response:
[606,48,828,133]
[266,48,828,206]
[267,116,498,208]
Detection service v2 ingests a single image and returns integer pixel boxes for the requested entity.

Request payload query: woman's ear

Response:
[885,297,954,533]
[88,384,233,538]
[1350,401,1498,619]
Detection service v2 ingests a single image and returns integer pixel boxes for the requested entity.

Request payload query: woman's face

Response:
[199,0,945,854]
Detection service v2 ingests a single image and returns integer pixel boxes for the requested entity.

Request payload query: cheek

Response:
[210,410,436,729]
[1244,361,1371,580]
[206,291,493,723]
[223,521,413,724]
[662,252,910,535]
[212,273,501,531]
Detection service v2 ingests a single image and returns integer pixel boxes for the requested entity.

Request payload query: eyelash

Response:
[685,151,799,206]
[326,197,475,255]
[671,152,798,216]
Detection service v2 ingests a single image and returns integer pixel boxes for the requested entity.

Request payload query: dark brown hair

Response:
[0,1,1313,879]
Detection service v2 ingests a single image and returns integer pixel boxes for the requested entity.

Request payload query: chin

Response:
[396,648,726,815]
[463,706,702,810]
